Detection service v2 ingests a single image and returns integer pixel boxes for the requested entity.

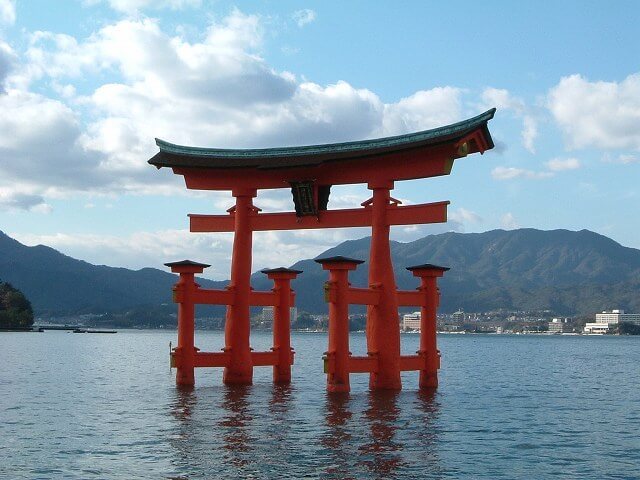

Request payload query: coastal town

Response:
[28,306,640,336]
[404,308,640,335]
[243,306,640,336]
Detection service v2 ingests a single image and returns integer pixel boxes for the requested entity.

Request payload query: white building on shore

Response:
[548,318,568,333]
[595,310,640,326]
[584,322,612,334]
[584,309,640,334]
[452,309,464,322]
[402,311,421,331]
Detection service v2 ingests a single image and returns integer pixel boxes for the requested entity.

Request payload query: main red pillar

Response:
[407,264,449,389]
[165,260,210,387]
[223,188,256,384]
[366,182,401,390]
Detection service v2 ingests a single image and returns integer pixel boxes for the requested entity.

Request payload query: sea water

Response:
[1,331,638,479]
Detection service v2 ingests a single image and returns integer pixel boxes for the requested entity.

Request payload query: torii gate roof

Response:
[149,108,495,190]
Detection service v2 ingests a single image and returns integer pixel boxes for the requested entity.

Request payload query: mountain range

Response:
[1,228,639,316]
[0,231,226,314]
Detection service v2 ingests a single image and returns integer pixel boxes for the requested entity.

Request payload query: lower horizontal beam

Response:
[251,350,279,366]
[187,350,288,368]
[248,291,295,306]
[192,289,234,305]
[397,290,425,307]
[348,355,379,373]
[194,351,231,367]
[347,287,380,305]
[399,354,427,371]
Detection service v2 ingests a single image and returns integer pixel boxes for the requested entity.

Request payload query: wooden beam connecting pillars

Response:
[188,201,449,233]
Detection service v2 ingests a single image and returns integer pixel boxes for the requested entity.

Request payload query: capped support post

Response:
[165,260,210,387]
[406,263,449,389]
[261,267,303,383]
[316,256,364,393]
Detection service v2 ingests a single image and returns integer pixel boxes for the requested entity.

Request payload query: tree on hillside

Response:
[0,282,34,329]
[616,322,640,335]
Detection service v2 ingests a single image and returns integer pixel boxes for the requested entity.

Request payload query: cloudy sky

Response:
[0,0,639,279]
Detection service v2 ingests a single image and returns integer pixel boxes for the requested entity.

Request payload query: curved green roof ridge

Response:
[153,108,495,162]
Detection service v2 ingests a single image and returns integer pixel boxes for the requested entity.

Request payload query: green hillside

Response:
[2,228,639,317]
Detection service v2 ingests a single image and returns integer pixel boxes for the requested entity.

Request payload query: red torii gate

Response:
[150,108,495,391]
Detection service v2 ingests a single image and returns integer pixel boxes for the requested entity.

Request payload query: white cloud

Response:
[501,213,519,230]
[482,87,524,112]
[281,45,300,56]
[84,0,201,14]
[482,87,538,153]
[546,157,581,171]
[12,227,370,280]
[13,229,229,277]
[0,0,15,25]
[0,41,15,91]
[2,10,479,210]
[0,90,105,190]
[449,207,483,225]
[548,73,640,151]
[292,9,316,27]
[0,86,187,198]
[602,153,638,165]
[382,87,462,136]
[0,189,51,212]
[491,166,553,180]
[521,116,537,154]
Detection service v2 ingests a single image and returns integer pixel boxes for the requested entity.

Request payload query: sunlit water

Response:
[1,330,639,479]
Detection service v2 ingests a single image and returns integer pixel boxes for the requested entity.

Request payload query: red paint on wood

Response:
[189,201,448,233]
[223,190,256,385]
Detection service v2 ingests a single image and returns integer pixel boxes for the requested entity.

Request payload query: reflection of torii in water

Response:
[150,108,496,391]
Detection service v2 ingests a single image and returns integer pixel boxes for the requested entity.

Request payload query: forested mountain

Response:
[0,231,226,315]
[2,228,639,316]
[252,228,640,315]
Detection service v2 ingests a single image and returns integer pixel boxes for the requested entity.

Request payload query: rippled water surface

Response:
[1,331,639,479]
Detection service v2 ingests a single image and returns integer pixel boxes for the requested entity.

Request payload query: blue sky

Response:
[0,0,639,279]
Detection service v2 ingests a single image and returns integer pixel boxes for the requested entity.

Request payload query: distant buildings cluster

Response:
[256,306,640,335]
[401,307,640,335]
[548,318,569,333]
[261,306,298,324]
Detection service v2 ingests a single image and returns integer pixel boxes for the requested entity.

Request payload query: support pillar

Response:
[366,182,401,390]
[407,264,449,389]
[316,256,363,393]
[165,260,210,387]
[224,189,257,384]
[261,267,302,383]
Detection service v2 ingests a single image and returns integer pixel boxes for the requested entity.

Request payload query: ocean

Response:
[1,330,638,479]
